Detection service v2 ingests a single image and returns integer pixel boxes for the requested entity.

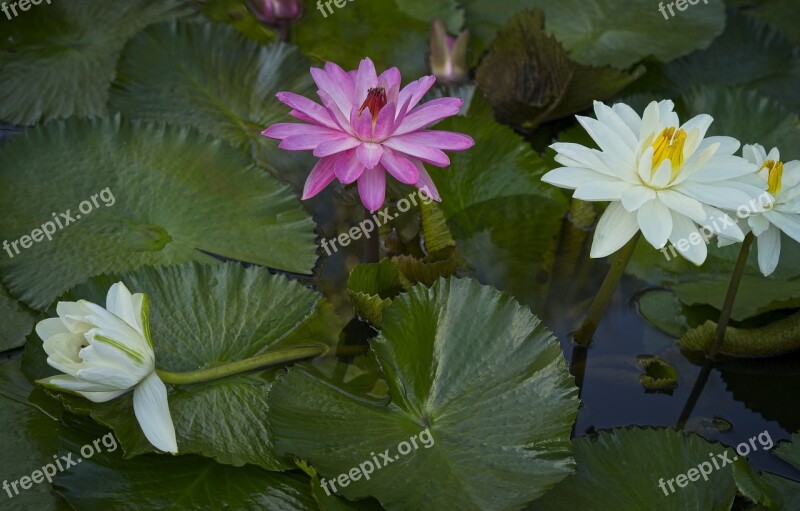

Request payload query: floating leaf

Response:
[637,355,679,392]
[53,417,318,511]
[0,117,316,309]
[0,0,189,125]
[24,262,341,470]
[0,283,36,352]
[678,310,800,358]
[732,458,783,510]
[460,0,725,67]
[292,0,430,78]
[531,428,738,511]
[663,10,800,113]
[683,85,800,160]
[347,260,407,326]
[0,358,69,510]
[476,9,643,129]
[109,21,316,182]
[270,277,579,510]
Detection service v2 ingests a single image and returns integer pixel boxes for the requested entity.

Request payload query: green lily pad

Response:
[0,117,317,310]
[23,262,342,470]
[292,0,431,78]
[53,416,318,511]
[637,355,679,391]
[109,21,317,182]
[460,0,725,67]
[476,9,643,129]
[673,276,800,322]
[393,0,464,34]
[269,277,579,510]
[530,428,738,511]
[732,458,783,510]
[0,0,190,125]
[664,9,800,114]
[428,110,569,310]
[0,283,36,352]
[682,85,800,161]
[0,358,69,511]
[678,310,800,357]
[347,260,407,326]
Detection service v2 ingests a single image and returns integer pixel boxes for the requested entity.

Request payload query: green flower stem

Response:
[156,344,368,385]
[364,206,379,263]
[708,232,754,359]
[574,232,641,346]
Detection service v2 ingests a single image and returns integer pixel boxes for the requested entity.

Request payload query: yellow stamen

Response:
[651,127,687,181]
[760,160,784,195]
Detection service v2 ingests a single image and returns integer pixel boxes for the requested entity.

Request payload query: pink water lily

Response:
[262,57,475,211]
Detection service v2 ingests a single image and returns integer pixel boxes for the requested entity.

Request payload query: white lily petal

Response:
[590,202,640,258]
[133,372,178,454]
[639,101,661,141]
[656,190,707,223]
[702,205,744,242]
[593,101,638,151]
[611,102,642,136]
[748,214,772,236]
[766,147,781,162]
[695,136,740,156]
[35,317,70,341]
[106,282,138,330]
[76,365,147,390]
[742,143,765,166]
[668,211,707,265]
[620,186,656,212]
[764,211,800,242]
[650,159,672,189]
[38,374,123,395]
[756,224,781,276]
[573,181,633,202]
[638,200,673,249]
[541,167,614,190]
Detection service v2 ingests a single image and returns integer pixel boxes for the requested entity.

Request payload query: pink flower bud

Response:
[245,0,303,26]
[428,19,469,84]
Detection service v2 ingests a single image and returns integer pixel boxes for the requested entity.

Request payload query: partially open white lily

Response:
[36,282,178,454]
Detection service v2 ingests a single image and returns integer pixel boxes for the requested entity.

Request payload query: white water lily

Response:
[726,144,800,276]
[36,282,178,454]
[543,100,767,264]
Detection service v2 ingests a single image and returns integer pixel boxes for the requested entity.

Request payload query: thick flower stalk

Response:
[36,282,178,453]
[262,57,475,212]
[723,144,800,276]
[429,19,470,84]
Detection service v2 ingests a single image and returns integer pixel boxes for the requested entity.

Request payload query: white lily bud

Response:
[36,282,178,454]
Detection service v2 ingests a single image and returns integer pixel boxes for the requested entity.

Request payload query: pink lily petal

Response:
[276,92,337,129]
[391,131,475,151]
[382,137,451,167]
[335,148,366,184]
[310,67,353,119]
[392,94,414,133]
[393,98,464,136]
[317,89,353,133]
[302,156,338,200]
[373,102,396,140]
[350,107,373,140]
[279,132,349,151]
[261,123,341,140]
[313,137,361,157]
[324,62,356,105]
[358,165,387,212]
[411,160,442,201]
[357,142,384,170]
[355,58,378,106]
[378,67,401,103]
[396,75,436,118]
[380,147,419,184]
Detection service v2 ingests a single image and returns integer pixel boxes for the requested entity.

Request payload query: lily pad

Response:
[0,283,36,352]
[460,0,725,67]
[53,416,318,511]
[0,358,69,510]
[0,0,190,125]
[530,428,738,511]
[109,21,317,181]
[0,117,317,310]
[23,262,342,470]
[637,355,679,391]
[476,9,643,129]
[269,277,579,510]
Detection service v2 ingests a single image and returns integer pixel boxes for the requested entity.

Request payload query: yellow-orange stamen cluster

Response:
[760,160,784,195]
[651,127,688,181]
